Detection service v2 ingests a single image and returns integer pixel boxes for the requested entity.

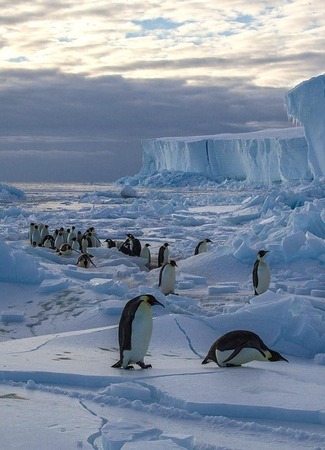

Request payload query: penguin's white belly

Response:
[55,236,64,249]
[71,240,80,250]
[140,248,150,263]
[123,304,153,366]
[256,262,271,294]
[160,266,175,295]
[216,348,269,366]
[32,231,41,245]
[198,242,207,253]
[81,239,88,253]
[43,239,52,248]
[162,249,169,265]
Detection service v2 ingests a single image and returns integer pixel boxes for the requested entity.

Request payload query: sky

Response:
[0,0,324,182]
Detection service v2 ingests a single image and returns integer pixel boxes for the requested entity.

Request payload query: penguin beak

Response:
[152,298,165,307]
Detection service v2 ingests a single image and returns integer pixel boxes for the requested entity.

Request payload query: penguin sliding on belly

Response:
[253,250,271,295]
[202,330,288,367]
[112,294,164,370]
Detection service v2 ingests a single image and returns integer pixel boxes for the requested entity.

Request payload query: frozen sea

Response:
[0,179,325,450]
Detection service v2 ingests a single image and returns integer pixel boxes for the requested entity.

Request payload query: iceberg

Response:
[140,74,325,183]
[285,73,325,178]
[140,128,309,183]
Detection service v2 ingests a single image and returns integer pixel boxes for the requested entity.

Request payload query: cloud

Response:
[1,1,324,181]
[0,68,292,181]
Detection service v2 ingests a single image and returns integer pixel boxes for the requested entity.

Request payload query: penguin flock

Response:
[29,223,283,370]
[29,222,101,268]
[110,245,282,370]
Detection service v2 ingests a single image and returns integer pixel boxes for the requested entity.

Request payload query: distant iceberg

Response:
[139,74,325,183]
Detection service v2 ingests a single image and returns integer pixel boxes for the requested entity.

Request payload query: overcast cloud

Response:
[0,0,324,182]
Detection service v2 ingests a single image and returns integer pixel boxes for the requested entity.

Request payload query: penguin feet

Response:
[124,365,135,370]
[137,361,152,369]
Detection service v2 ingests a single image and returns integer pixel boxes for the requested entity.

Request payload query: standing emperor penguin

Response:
[112,294,164,370]
[158,242,169,267]
[40,224,49,242]
[54,231,65,250]
[29,223,35,245]
[140,243,151,268]
[159,260,177,295]
[194,238,212,255]
[253,250,271,295]
[70,236,80,251]
[31,225,42,246]
[127,233,142,256]
[202,330,288,367]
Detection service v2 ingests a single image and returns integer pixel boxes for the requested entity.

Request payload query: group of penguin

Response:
[29,222,100,268]
[112,249,285,370]
[29,222,280,369]
[105,236,214,296]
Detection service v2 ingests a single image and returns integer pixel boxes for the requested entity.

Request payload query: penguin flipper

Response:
[252,260,259,290]
[222,342,266,364]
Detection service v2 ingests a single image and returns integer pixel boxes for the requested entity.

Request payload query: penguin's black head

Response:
[268,350,288,363]
[206,239,212,243]
[257,250,269,258]
[141,294,165,308]
[169,260,177,267]
[145,243,151,247]
[164,242,169,247]
[127,233,134,239]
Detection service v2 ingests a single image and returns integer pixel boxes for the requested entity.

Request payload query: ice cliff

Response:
[140,74,325,183]
[285,74,325,178]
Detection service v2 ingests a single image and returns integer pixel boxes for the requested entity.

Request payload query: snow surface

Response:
[0,179,325,450]
[140,74,325,184]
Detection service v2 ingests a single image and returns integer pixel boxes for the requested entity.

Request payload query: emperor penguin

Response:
[194,238,212,255]
[54,231,65,250]
[105,238,117,248]
[67,226,76,244]
[81,235,89,253]
[158,242,169,267]
[40,224,49,241]
[127,233,142,256]
[253,250,271,295]
[76,253,96,268]
[29,223,35,245]
[58,243,73,256]
[140,243,151,268]
[159,259,177,295]
[31,225,41,246]
[202,329,288,367]
[70,236,80,251]
[41,235,55,249]
[89,227,101,247]
[112,294,164,370]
